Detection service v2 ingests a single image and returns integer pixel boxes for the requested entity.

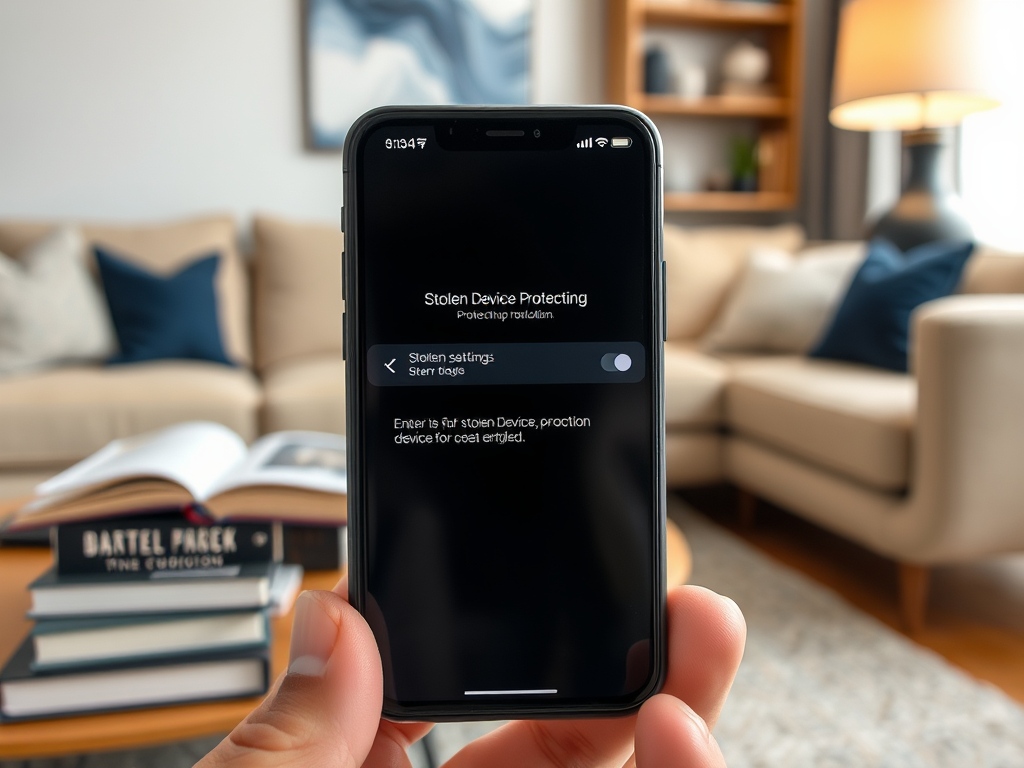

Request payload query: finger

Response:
[198,589,383,768]
[663,586,746,730]
[362,720,434,768]
[333,574,437,767]
[444,585,745,768]
[634,694,727,768]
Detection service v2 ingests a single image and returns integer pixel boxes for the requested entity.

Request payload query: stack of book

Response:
[0,422,348,722]
[0,514,303,722]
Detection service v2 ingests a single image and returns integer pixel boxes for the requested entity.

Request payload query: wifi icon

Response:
[595,137,609,147]
[416,138,426,149]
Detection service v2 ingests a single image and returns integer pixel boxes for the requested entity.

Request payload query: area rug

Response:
[427,500,1024,767]
[674,501,1024,768]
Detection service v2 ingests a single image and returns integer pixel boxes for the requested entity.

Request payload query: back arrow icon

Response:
[385,358,396,373]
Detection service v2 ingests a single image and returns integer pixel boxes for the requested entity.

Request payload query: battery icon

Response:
[611,137,632,148]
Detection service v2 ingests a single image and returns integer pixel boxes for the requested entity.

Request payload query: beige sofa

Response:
[660,225,1024,630]
[2,216,1022,629]
[0,214,345,499]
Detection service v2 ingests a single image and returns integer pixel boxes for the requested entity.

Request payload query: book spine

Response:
[55,519,282,576]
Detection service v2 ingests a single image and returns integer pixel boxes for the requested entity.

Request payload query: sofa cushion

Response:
[1,227,117,374]
[96,247,232,366]
[666,433,724,487]
[663,223,804,341]
[703,242,865,354]
[262,355,345,434]
[664,343,727,429]
[0,361,260,468]
[0,216,251,366]
[727,357,915,491]
[253,215,343,372]
[811,239,974,372]
[960,246,1024,295]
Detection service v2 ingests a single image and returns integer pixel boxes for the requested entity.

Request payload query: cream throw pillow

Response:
[663,223,805,340]
[0,227,117,374]
[703,242,866,353]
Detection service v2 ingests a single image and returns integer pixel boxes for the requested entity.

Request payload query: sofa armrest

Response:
[897,295,1024,560]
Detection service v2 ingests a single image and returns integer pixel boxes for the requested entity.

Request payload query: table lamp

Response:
[830,0,1000,251]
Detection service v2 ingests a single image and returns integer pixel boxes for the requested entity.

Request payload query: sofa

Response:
[2,215,1022,629]
[0,214,345,500]
[659,225,1024,630]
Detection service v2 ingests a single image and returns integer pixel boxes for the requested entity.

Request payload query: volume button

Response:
[339,205,345,233]
[663,260,671,342]
[342,312,347,360]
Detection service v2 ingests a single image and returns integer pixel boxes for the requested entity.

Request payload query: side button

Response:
[339,205,345,233]
[341,312,346,360]
[661,260,668,342]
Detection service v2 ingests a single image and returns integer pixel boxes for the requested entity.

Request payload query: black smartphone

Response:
[343,106,665,720]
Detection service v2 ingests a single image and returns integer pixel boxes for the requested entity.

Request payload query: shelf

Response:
[644,0,792,28]
[664,191,794,211]
[641,94,789,117]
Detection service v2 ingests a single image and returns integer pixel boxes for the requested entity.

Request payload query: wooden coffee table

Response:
[0,518,690,759]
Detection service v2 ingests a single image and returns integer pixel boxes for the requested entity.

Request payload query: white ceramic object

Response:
[722,40,770,85]
[680,64,707,100]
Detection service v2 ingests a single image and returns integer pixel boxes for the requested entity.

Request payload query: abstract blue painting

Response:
[303,0,531,150]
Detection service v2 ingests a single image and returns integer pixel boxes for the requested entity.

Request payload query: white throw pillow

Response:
[0,226,117,374]
[703,242,866,353]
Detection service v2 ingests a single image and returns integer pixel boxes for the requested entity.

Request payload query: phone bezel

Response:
[343,105,667,721]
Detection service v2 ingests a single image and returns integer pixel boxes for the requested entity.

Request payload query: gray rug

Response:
[6,501,1023,767]
[675,502,1024,768]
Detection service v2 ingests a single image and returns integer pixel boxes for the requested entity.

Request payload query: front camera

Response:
[533,129,541,138]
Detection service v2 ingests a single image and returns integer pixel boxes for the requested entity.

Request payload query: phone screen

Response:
[347,110,663,716]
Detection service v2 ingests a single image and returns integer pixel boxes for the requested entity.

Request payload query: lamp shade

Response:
[830,0,1000,131]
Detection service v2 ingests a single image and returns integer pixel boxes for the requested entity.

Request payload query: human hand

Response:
[197,578,745,767]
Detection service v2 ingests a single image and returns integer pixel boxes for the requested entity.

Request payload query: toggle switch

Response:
[601,353,632,372]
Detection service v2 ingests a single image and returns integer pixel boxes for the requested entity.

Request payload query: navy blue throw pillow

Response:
[810,239,974,372]
[95,246,233,366]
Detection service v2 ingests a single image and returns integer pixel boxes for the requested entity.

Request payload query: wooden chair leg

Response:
[737,489,758,528]
[898,563,930,634]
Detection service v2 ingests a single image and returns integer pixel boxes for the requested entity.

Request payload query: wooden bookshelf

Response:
[645,0,793,27]
[608,0,804,212]
[664,190,794,211]
[642,93,789,117]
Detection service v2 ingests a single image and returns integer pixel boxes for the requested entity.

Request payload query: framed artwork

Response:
[302,0,532,151]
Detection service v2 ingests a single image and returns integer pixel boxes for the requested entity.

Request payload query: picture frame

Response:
[301,0,532,152]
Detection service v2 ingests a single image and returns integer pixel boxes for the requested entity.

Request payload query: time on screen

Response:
[385,137,427,150]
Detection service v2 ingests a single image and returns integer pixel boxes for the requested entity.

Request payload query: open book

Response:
[5,422,347,530]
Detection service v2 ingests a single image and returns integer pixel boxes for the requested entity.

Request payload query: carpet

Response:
[674,501,1024,768]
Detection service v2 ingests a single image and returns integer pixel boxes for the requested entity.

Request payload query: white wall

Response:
[0,0,604,228]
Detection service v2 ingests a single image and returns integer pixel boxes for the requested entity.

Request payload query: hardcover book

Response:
[28,562,284,618]
[3,421,347,531]
[0,638,269,722]
[53,513,280,576]
[29,610,270,671]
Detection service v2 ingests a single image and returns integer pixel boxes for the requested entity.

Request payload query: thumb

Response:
[634,694,728,768]
[198,590,383,768]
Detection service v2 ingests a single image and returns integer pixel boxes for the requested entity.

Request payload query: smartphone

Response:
[343,106,665,720]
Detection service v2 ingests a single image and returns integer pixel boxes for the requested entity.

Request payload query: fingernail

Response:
[288,592,338,677]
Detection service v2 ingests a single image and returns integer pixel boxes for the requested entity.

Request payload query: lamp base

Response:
[866,129,973,252]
